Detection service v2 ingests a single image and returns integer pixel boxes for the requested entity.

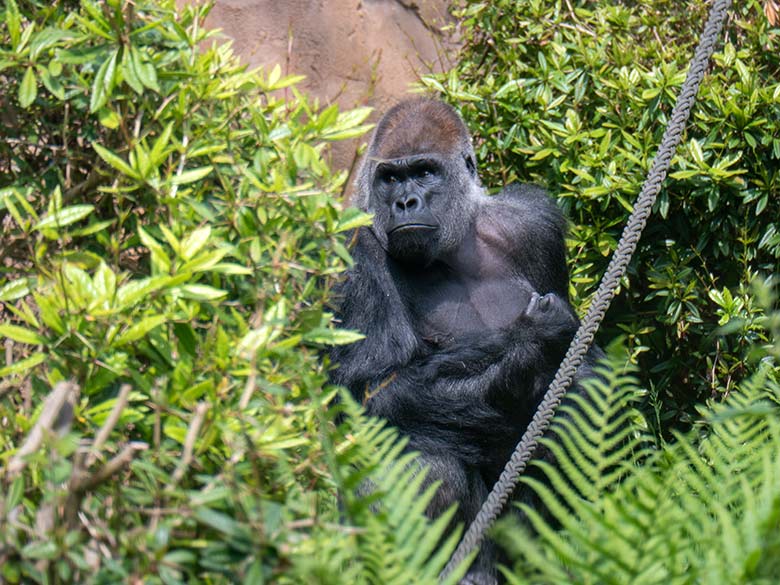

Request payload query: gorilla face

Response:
[372,154,445,267]
[372,154,476,267]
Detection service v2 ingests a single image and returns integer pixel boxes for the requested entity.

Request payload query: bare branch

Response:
[171,402,209,484]
[87,384,132,467]
[239,359,257,410]
[75,442,148,492]
[6,381,79,476]
[65,442,148,529]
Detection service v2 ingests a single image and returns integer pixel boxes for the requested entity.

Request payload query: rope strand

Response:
[441,0,732,579]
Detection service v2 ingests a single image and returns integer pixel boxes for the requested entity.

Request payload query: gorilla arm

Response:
[361,294,577,466]
[329,228,578,466]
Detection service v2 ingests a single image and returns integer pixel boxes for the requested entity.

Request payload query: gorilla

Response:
[329,99,599,584]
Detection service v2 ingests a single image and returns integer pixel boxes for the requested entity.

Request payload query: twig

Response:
[239,358,257,409]
[171,402,209,484]
[6,381,78,476]
[75,442,148,492]
[86,384,132,467]
[65,442,148,529]
[169,134,189,200]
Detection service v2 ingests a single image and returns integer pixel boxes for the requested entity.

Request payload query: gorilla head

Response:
[355,99,484,267]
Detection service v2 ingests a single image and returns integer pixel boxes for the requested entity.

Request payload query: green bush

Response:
[0,1,465,583]
[3,0,780,582]
[425,0,780,425]
[497,339,780,584]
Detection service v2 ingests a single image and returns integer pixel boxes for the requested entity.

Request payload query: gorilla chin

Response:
[387,224,439,266]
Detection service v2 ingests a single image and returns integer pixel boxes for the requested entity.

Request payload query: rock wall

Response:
[203,0,456,176]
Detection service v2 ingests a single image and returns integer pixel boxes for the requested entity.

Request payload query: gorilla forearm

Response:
[355,320,574,465]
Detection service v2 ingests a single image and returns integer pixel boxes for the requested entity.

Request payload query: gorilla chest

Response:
[406,272,533,342]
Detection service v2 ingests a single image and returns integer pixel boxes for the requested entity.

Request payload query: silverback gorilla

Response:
[329,99,599,584]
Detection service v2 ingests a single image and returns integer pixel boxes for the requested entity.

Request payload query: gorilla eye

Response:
[378,170,399,184]
[413,165,437,180]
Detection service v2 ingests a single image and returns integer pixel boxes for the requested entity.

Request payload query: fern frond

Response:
[325,390,464,584]
[499,359,780,584]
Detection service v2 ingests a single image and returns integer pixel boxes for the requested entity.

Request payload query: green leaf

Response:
[0,278,31,301]
[689,139,705,166]
[5,476,24,508]
[90,49,118,113]
[6,0,21,48]
[179,249,228,273]
[334,107,373,128]
[121,45,144,94]
[92,262,117,300]
[92,142,140,179]
[116,275,183,308]
[0,352,46,377]
[178,284,228,301]
[170,166,213,185]
[130,45,159,92]
[34,204,94,231]
[335,208,374,233]
[0,324,47,346]
[69,220,116,238]
[151,122,174,164]
[180,226,211,260]
[303,327,365,345]
[114,315,168,346]
[138,226,171,273]
[18,66,37,109]
[29,27,73,60]
[34,293,64,334]
[208,263,252,275]
[21,541,58,560]
[322,124,375,141]
[194,508,245,539]
[268,63,281,87]
[321,107,374,141]
[98,107,121,129]
[38,65,65,100]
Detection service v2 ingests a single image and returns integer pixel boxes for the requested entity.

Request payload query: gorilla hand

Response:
[522,291,578,342]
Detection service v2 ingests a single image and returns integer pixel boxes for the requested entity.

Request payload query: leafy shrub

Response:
[496,320,780,584]
[425,0,780,425]
[0,1,465,583]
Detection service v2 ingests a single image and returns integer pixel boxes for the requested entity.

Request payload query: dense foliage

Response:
[498,342,780,585]
[0,1,466,583]
[426,0,780,426]
[3,0,780,583]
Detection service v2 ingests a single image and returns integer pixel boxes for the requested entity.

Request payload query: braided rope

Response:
[441,0,733,579]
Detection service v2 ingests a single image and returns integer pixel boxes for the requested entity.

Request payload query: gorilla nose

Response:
[393,195,420,215]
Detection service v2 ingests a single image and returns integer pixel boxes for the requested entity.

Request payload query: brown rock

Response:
[202,0,458,182]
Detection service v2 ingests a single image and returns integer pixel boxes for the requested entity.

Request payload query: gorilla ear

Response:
[463,153,476,178]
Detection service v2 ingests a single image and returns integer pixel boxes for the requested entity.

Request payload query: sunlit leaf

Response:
[18,66,37,108]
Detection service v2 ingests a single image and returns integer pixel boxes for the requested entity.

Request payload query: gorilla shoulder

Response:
[476,183,570,298]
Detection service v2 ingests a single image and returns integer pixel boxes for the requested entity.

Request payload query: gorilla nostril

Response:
[394,196,420,214]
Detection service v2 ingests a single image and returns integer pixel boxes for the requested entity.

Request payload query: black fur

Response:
[330,100,600,584]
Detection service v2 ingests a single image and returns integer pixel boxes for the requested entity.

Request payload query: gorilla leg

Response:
[417,453,497,585]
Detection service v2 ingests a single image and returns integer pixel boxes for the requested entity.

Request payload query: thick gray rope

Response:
[441,0,732,579]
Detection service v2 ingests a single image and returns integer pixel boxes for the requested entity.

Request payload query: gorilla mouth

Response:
[388,223,438,234]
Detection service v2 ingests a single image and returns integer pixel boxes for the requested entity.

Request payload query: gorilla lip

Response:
[388,223,438,234]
